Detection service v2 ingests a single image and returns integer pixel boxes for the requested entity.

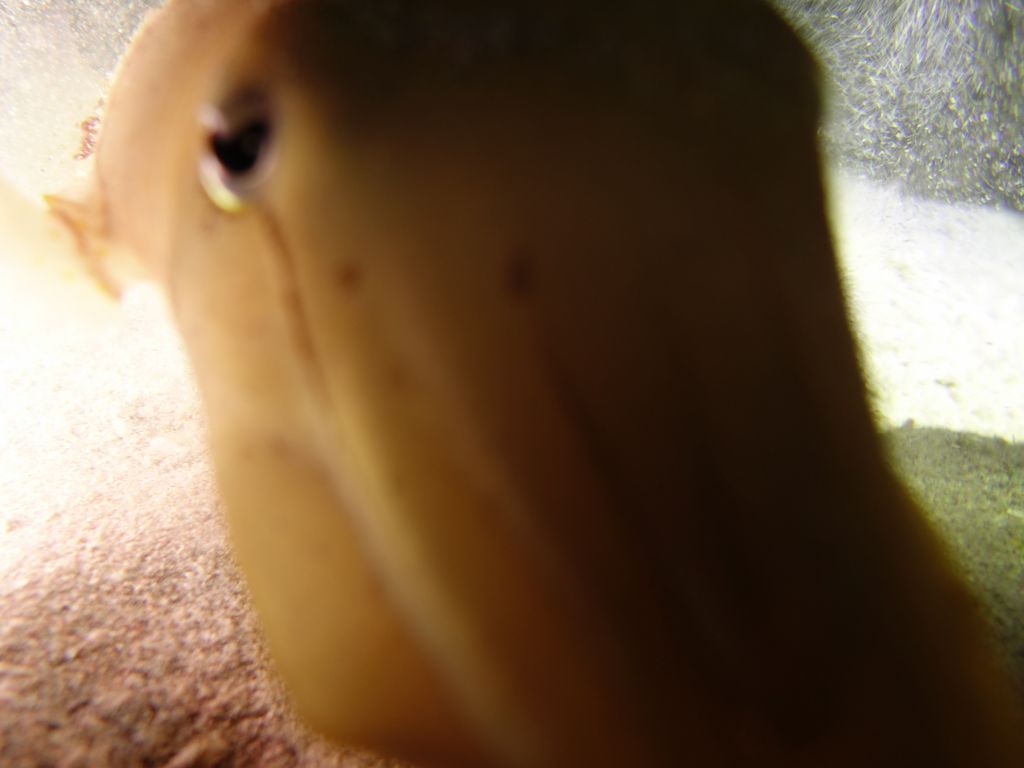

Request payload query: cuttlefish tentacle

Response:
[55,1,1024,767]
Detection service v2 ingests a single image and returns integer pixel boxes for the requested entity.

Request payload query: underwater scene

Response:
[0,1,1021,765]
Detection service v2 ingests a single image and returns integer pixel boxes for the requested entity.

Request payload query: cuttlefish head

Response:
[65,1,1024,767]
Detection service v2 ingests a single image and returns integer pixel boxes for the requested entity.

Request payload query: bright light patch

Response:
[827,166,1024,441]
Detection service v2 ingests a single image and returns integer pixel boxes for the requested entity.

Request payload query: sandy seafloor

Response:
[831,172,1024,699]
[0,2,1022,764]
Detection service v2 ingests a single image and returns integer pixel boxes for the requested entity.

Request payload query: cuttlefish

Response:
[45,0,1024,766]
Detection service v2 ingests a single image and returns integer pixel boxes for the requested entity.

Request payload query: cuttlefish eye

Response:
[198,89,274,213]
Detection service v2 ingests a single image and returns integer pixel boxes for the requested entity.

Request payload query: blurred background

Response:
[775,0,1023,212]
[0,0,160,196]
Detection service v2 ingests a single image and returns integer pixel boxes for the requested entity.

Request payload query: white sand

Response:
[828,169,1024,441]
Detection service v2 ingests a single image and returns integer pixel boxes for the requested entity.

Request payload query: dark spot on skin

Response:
[504,248,535,299]
[387,363,410,390]
[336,262,363,292]
[268,435,295,459]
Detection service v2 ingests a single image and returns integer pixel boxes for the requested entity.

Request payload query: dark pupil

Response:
[211,119,270,176]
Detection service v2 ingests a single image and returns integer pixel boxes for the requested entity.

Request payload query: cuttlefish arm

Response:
[60,1,1024,767]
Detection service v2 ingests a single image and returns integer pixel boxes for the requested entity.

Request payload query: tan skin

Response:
[54,1,1024,766]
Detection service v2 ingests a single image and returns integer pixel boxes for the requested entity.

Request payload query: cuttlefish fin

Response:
[44,190,142,298]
